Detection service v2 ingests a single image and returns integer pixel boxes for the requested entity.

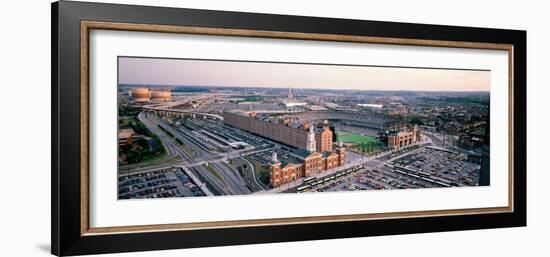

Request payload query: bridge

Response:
[143,106,223,120]
[141,94,224,120]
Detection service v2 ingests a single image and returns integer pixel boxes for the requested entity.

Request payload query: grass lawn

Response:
[118,154,181,172]
[336,131,378,144]
[175,139,196,157]
[250,158,271,188]
[203,163,222,181]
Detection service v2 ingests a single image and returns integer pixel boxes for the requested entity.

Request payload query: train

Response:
[296,165,365,193]
[391,165,451,187]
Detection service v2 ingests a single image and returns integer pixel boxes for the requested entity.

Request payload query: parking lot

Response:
[300,146,482,193]
[118,167,206,199]
[389,147,481,186]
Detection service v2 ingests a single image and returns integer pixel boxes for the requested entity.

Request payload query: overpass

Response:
[143,107,223,120]
[141,94,224,120]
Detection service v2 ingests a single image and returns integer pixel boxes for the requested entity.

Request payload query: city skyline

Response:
[119,57,491,92]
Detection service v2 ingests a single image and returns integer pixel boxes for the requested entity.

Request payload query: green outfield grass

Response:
[336,131,377,144]
[337,131,381,154]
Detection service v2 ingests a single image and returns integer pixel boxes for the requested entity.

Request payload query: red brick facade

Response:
[316,127,333,152]
[270,148,347,188]
[270,162,303,187]
[387,126,420,148]
[223,111,333,152]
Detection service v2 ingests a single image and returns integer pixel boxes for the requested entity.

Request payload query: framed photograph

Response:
[52,1,526,256]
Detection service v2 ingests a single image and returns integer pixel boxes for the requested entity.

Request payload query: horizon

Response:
[119,83,490,94]
[119,57,491,92]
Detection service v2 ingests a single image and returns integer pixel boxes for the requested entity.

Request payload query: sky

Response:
[118,57,490,92]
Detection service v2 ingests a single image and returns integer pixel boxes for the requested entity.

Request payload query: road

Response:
[240,156,266,190]
[121,92,257,196]
[118,111,186,174]
[156,115,251,195]
[120,111,226,194]
[122,110,252,195]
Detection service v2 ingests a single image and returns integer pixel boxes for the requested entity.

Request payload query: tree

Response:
[410,117,425,126]
[359,143,367,153]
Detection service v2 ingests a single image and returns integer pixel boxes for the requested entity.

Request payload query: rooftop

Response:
[118,128,135,139]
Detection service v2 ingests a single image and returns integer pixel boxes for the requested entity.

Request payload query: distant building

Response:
[387,125,420,148]
[150,90,172,102]
[420,125,437,133]
[130,88,150,102]
[282,84,307,109]
[130,87,171,102]
[358,103,383,108]
[283,101,307,108]
[459,134,483,148]
[118,128,136,147]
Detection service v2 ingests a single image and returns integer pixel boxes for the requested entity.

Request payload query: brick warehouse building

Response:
[223,111,333,153]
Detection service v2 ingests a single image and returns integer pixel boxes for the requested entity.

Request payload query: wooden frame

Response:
[52,1,526,256]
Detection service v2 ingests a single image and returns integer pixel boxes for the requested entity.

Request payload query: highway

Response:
[142,94,224,120]
[124,93,333,196]
[149,111,234,195]
[128,110,252,195]
[119,111,228,194]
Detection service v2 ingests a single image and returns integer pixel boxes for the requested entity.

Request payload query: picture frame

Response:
[51,1,526,256]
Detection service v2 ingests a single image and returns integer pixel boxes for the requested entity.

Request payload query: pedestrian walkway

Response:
[179,165,214,196]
